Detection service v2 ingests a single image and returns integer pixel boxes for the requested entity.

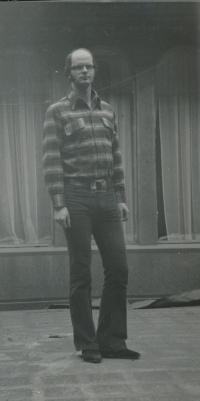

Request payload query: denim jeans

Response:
[64,185,128,351]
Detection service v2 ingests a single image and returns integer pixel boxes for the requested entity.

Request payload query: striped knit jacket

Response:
[43,88,126,208]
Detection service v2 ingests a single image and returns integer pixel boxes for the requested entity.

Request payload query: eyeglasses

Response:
[70,64,95,72]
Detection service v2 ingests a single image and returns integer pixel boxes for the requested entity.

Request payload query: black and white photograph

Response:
[0,1,200,400]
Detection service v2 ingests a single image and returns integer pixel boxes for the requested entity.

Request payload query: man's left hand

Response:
[118,203,129,221]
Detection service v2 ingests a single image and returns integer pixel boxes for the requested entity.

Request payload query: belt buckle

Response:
[91,179,106,192]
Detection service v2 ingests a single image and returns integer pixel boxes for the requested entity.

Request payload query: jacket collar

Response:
[67,87,101,110]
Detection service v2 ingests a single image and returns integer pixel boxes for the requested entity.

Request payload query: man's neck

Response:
[71,83,92,108]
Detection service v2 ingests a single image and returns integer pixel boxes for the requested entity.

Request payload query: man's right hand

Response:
[54,207,71,228]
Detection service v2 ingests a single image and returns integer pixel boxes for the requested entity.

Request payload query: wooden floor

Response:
[0,306,200,400]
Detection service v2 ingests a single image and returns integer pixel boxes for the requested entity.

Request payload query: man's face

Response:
[70,50,95,89]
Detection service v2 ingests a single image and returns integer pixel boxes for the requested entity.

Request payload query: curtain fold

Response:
[0,51,52,245]
[158,94,200,241]
[157,47,200,242]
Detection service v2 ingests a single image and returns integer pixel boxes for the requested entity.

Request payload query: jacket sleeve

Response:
[43,106,66,209]
[112,114,126,204]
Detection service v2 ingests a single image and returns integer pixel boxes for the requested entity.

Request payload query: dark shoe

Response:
[82,349,102,363]
[100,348,140,360]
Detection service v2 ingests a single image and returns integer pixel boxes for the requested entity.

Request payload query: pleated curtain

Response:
[156,47,200,241]
[0,49,52,245]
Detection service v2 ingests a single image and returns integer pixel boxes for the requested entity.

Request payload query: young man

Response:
[43,48,140,363]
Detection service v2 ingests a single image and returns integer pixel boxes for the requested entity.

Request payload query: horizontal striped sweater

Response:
[43,89,126,208]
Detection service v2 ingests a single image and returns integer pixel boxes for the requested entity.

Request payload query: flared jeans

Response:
[64,185,128,351]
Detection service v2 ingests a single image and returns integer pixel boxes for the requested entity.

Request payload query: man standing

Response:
[43,48,140,363]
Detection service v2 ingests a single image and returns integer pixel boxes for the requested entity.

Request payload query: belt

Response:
[64,177,112,192]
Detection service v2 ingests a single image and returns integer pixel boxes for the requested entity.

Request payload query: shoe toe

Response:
[100,348,140,360]
[82,350,102,363]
